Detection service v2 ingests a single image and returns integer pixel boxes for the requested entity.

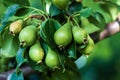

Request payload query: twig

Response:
[0,66,35,80]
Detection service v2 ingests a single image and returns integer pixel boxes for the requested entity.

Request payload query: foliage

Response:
[0,0,120,80]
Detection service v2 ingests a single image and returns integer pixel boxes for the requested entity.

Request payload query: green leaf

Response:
[7,16,23,22]
[0,29,19,57]
[103,0,120,6]
[100,2,120,20]
[29,0,46,11]
[15,7,30,16]
[49,3,62,17]
[2,4,20,22]
[40,19,61,49]
[57,52,65,70]
[40,39,48,55]
[80,7,92,17]
[0,4,20,32]
[65,57,78,72]
[0,2,6,20]
[68,2,82,15]
[2,0,29,7]
[91,12,104,23]
[88,13,106,30]
[2,4,20,23]
[81,17,100,34]
[67,42,77,59]
[40,27,47,42]
[82,0,112,23]
[8,71,24,80]
[16,47,27,68]
[0,34,2,48]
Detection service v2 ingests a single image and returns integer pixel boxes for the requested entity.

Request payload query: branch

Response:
[99,14,120,40]
[0,66,36,80]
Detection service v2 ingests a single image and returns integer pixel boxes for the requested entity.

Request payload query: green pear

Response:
[52,0,69,10]
[29,40,44,63]
[9,20,23,36]
[19,25,37,47]
[72,26,88,44]
[45,47,60,68]
[54,22,72,47]
[78,35,94,55]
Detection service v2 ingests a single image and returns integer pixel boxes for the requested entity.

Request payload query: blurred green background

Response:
[80,32,120,80]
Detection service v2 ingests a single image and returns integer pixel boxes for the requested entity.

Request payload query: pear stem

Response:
[73,18,80,27]
[24,6,48,20]
[36,60,42,64]
[67,16,71,22]
[73,13,80,18]
[58,45,65,50]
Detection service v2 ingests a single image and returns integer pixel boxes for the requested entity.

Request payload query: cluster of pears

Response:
[54,22,95,55]
[9,19,94,69]
[29,40,60,69]
[9,19,60,69]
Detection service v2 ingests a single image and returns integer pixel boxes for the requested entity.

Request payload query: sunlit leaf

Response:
[80,7,92,17]
[81,17,100,34]
[103,0,120,6]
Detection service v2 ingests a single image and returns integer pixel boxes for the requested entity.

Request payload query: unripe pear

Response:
[78,35,94,55]
[76,0,82,2]
[19,25,37,47]
[54,22,72,47]
[72,26,88,44]
[29,40,44,63]
[52,0,69,10]
[9,20,23,36]
[45,47,60,68]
